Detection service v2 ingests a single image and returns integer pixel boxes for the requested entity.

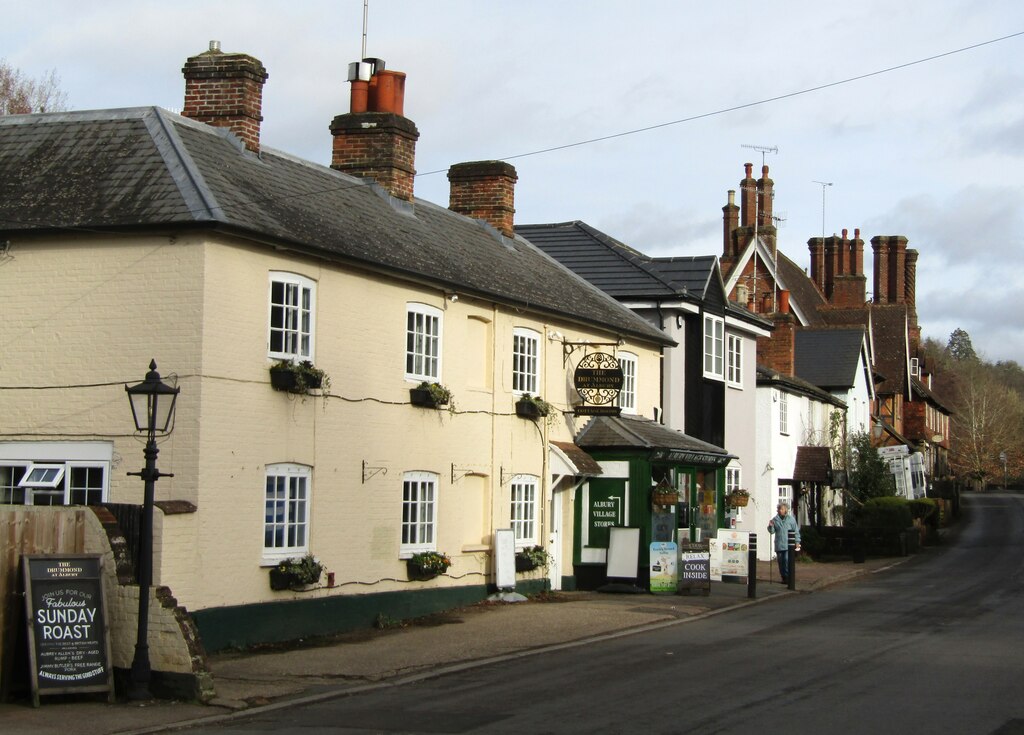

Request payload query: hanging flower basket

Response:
[728,490,750,508]
[652,491,679,506]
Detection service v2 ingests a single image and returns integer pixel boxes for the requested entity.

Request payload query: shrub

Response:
[852,496,912,530]
[799,525,826,559]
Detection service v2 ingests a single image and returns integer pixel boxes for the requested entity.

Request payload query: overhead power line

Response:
[1,30,1021,232]
[421,29,1024,173]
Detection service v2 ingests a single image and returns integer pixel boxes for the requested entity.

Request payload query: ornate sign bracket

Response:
[561,339,623,366]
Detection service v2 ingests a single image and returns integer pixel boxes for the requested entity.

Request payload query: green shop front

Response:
[571,414,733,591]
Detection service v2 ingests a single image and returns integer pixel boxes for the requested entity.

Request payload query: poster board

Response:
[649,541,678,594]
[22,554,114,706]
[494,528,517,591]
[717,530,750,581]
[606,527,640,579]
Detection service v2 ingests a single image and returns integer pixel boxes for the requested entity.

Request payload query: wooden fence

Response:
[0,508,88,698]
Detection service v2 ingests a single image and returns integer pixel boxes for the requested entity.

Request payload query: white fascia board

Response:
[725,315,771,337]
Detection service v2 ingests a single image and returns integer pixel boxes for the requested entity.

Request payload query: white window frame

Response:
[0,443,112,507]
[510,475,539,546]
[268,272,316,361]
[727,334,743,388]
[778,485,792,507]
[18,463,66,489]
[726,464,742,520]
[405,303,443,382]
[726,465,741,495]
[703,314,725,381]
[263,463,311,562]
[512,328,540,395]
[779,391,790,435]
[616,352,638,413]
[401,471,438,557]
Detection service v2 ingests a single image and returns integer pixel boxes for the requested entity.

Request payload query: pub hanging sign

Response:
[573,352,624,416]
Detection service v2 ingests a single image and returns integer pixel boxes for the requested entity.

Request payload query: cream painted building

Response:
[0,48,669,650]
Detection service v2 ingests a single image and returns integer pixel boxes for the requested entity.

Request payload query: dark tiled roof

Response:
[911,377,952,413]
[865,304,909,397]
[575,414,730,456]
[0,108,669,345]
[756,366,847,408]
[515,221,687,299]
[792,446,833,482]
[794,328,866,390]
[775,251,826,326]
[516,221,771,329]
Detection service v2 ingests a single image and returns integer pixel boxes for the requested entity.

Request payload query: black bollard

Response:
[787,529,797,591]
[747,532,758,599]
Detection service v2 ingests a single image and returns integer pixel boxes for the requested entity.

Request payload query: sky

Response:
[5,1,1023,363]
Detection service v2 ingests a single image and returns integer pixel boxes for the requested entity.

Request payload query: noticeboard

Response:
[22,554,114,706]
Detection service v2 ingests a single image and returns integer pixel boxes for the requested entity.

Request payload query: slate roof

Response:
[0,108,669,346]
[575,413,731,457]
[791,446,833,483]
[516,221,770,327]
[794,328,866,390]
[821,303,910,397]
[756,366,847,408]
[775,251,826,326]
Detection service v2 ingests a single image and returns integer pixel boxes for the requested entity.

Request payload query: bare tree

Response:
[948,361,1024,485]
[0,59,68,115]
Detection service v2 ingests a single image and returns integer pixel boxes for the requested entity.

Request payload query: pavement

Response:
[0,556,903,735]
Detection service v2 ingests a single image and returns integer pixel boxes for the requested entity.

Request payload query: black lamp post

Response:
[125,359,179,700]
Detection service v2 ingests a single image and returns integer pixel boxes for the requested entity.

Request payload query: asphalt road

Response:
[187,493,1024,734]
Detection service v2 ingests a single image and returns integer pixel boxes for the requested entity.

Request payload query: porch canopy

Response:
[575,413,732,466]
[786,445,834,528]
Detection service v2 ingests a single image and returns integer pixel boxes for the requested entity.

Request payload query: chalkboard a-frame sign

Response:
[21,554,115,706]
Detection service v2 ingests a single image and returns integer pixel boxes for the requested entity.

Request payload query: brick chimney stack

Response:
[757,309,797,377]
[757,165,774,228]
[182,41,269,153]
[871,235,908,305]
[330,58,420,201]
[447,161,518,237]
[722,190,739,259]
[740,163,756,228]
[809,227,866,307]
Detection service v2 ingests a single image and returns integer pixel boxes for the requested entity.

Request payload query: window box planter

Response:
[409,382,452,409]
[406,551,451,580]
[269,553,323,590]
[514,545,550,572]
[269,568,298,591]
[515,395,551,419]
[269,360,328,394]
